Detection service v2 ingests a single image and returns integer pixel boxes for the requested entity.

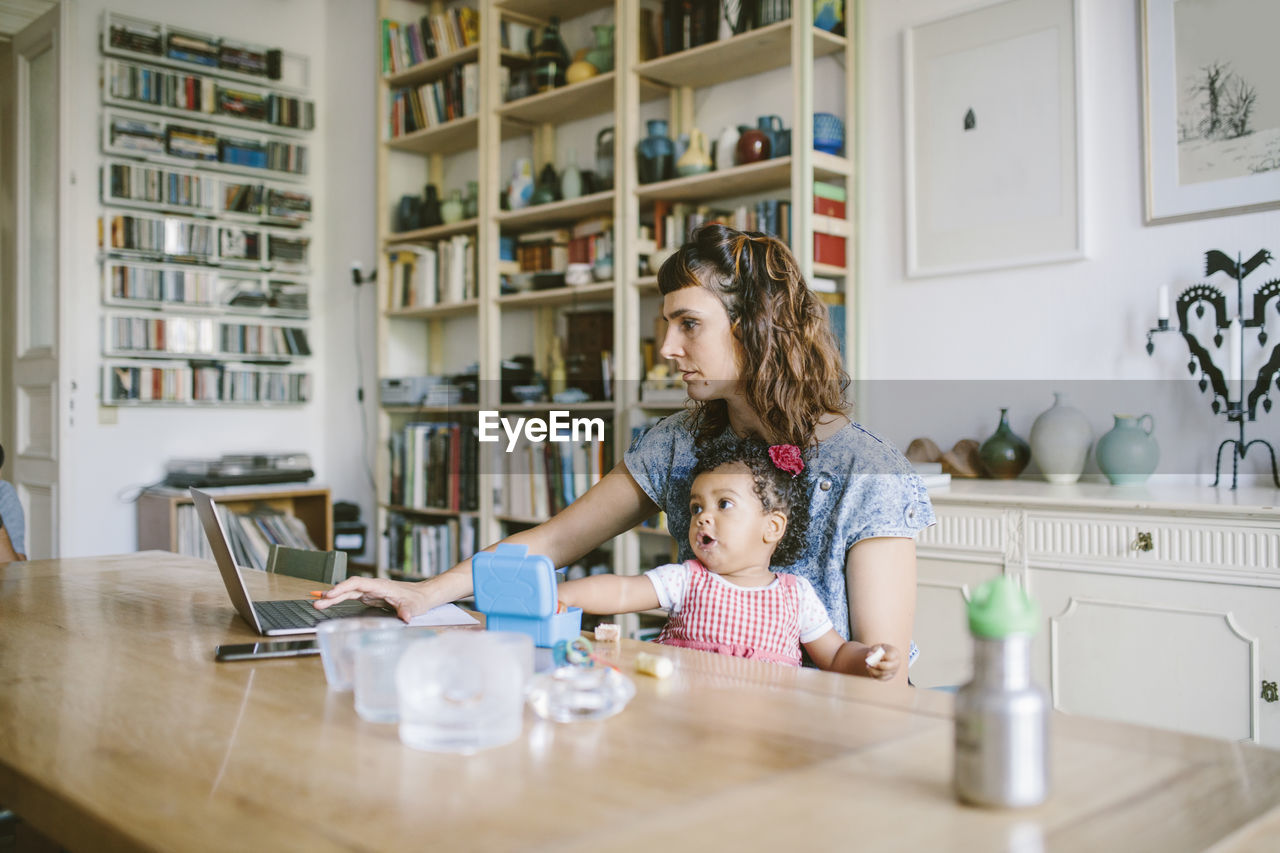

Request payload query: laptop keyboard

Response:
[254,598,372,631]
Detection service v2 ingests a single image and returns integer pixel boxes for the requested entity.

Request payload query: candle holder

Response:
[1146,249,1280,489]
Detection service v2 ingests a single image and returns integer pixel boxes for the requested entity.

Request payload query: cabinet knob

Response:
[1263,681,1278,703]
[1132,531,1154,552]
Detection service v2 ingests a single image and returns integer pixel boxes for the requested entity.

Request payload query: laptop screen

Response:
[189,488,265,632]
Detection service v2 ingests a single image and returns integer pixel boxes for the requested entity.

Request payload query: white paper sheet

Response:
[406,603,479,628]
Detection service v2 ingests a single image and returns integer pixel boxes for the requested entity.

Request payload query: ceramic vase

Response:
[1096,414,1159,486]
[421,183,442,227]
[636,119,675,184]
[1029,392,1093,484]
[714,125,739,171]
[756,114,789,158]
[736,125,771,164]
[507,158,533,210]
[531,162,559,205]
[463,180,479,218]
[560,150,583,199]
[675,128,712,177]
[979,408,1031,479]
[530,16,568,91]
[565,59,597,85]
[595,127,615,190]
[440,189,464,224]
[586,24,615,73]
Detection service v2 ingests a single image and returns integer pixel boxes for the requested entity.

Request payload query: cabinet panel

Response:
[917,505,1007,558]
[1028,566,1280,746]
[1025,511,1280,576]
[912,557,1002,689]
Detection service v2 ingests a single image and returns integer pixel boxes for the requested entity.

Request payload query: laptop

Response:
[190,487,385,635]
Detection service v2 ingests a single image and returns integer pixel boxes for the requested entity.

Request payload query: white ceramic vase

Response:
[715,126,739,171]
[1029,392,1093,484]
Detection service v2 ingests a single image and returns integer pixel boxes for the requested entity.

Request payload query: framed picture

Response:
[904,0,1082,277]
[1142,0,1280,223]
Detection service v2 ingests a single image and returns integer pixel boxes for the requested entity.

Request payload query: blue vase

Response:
[1096,414,1158,486]
[636,119,674,184]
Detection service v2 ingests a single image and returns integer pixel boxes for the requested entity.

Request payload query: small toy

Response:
[593,623,620,643]
[553,636,596,667]
[635,652,673,679]
[865,645,886,667]
[472,543,582,648]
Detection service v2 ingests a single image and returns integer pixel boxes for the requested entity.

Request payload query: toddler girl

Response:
[556,437,900,679]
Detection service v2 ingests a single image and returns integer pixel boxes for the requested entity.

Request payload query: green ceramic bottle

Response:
[1095,414,1158,486]
[979,408,1031,479]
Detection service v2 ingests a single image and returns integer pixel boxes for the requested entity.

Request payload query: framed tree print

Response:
[1143,0,1280,222]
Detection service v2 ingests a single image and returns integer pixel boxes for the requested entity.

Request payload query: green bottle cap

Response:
[968,577,1040,638]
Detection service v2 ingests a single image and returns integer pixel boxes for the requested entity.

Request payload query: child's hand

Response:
[864,644,900,681]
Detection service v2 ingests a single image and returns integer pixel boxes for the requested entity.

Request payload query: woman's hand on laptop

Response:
[313,576,439,621]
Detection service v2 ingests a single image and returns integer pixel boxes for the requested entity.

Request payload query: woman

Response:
[318,225,932,684]
[0,443,26,563]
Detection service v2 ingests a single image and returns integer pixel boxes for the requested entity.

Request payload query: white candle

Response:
[1158,285,1170,321]
[1226,319,1242,400]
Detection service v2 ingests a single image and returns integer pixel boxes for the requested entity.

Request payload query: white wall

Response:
[858,0,1280,481]
[60,0,377,556]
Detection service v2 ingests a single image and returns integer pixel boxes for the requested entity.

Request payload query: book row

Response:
[380,9,480,74]
[175,503,317,570]
[107,314,311,358]
[106,59,315,130]
[385,235,478,310]
[109,114,308,175]
[106,263,308,315]
[102,213,310,270]
[103,361,311,404]
[387,422,481,513]
[387,62,478,138]
[102,162,313,225]
[495,430,616,521]
[108,18,292,82]
[385,513,478,580]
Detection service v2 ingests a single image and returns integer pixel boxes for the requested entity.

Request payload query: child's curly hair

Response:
[690,436,810,565]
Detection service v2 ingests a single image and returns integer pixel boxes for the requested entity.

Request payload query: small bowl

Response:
[814,112,844,155]
[512,385,545,404]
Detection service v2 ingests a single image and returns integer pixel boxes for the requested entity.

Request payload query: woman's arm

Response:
[557,574,661,615]
[845,537,917,688]
[316,461,659,620]
[0,525,23,562]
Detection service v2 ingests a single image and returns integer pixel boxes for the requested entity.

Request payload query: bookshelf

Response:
[373,1,857,638]
[137,485,333,559]
[97,11,316,406]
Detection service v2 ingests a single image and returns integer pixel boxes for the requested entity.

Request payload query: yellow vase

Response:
[675,128,712,177]
[566,60,598,85]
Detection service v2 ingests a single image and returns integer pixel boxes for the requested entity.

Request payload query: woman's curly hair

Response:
[658,223,850,449]
[690,436,810,565]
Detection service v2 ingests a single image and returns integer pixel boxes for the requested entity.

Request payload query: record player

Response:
[162,453,315,488]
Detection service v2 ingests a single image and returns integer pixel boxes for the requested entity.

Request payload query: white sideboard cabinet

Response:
[913,480,1280,747]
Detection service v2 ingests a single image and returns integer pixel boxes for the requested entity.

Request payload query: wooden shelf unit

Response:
[372,1,858,610]
[137,485,332,552]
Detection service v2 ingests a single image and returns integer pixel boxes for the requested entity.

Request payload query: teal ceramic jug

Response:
[1096,414,1158,486]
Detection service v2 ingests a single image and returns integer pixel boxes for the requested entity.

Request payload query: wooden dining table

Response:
[2,551,1279,852]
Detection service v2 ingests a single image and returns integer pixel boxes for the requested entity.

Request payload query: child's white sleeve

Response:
[643,562,690,613]
[796,577,834,643]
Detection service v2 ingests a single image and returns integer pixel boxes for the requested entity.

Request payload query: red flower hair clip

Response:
[768,444,804,477]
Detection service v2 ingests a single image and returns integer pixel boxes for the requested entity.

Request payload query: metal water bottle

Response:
[953,577,1049,807]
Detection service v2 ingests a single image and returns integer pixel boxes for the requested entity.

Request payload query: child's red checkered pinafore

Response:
[656,560,803,666]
